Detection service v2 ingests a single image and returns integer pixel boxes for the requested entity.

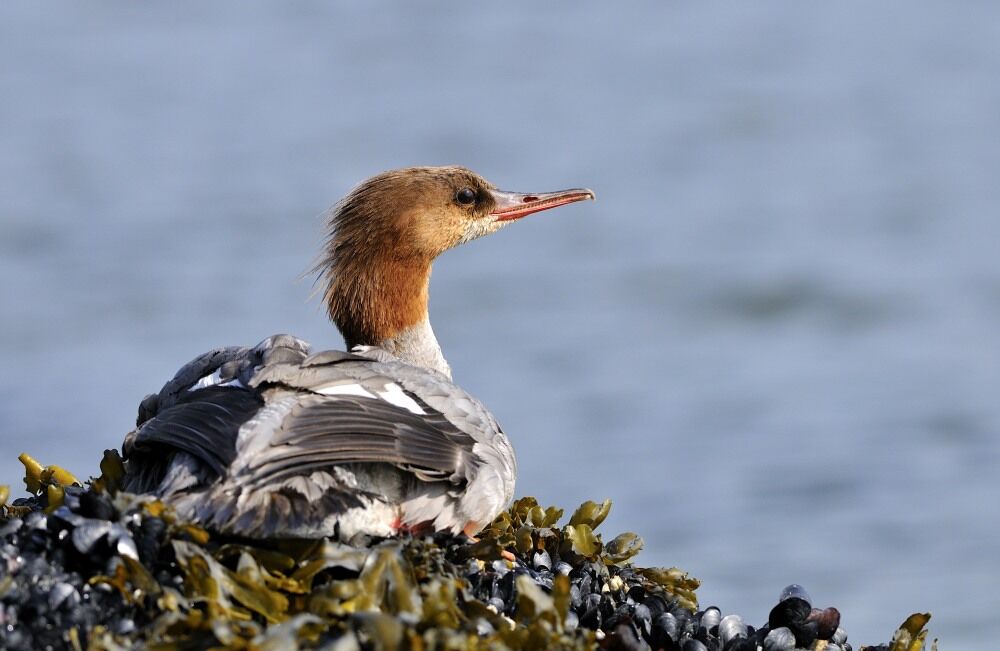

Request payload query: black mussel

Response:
[578,572,594,597]
[608,602,632,630]
[565,610,579,632]
[579,593,603,630]
[1,630,28,649]
[48,582,79,611]
[599,593,616,622]
[78,490,115,521]
[626,584,646,604]
[491,559,511,577]
[498,568,517,602]
[698,606,721,634]
[762,626,796,651]
[71,521,112,555]
[47,507,83,533]
[682,639,708,651]
[767,596,814,647]
[651,613,680,649]
[554,561,572,576]
[718,614,746,645]
[579,606,601,630]
[604,618,648,651]
[832,626,848,644]
[533,570,554,590]
[108,524,139,561]
[23,529,50,554]
[778,583,811,607]
[0,517,23,538]
[464,559,481,577]
[642,594,668,620]
[668,602,694,632]
[569,583,582,608]
[632,603,652,637]
[476,574,497,601]
[135,516,167,565]
[532,549,551,571]
[114,618,137,635]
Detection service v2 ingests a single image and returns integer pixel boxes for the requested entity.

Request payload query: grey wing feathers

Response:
[127,386,264,476]
[124,335,311,494]
[135,334,311,426]
[241,393,479,486]
[125,334,495,492]
[122,335,513,538]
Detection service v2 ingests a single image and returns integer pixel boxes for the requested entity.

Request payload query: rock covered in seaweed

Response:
[0,451,936,650]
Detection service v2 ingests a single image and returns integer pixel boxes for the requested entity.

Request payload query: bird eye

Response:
[455,188,477,205]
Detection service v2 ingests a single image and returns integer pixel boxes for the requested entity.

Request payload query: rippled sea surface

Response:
[2,3,998,647]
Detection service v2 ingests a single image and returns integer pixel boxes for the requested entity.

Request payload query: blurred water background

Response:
[2,2,999,647]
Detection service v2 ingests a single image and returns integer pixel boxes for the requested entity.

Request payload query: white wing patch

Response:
[314,381,424,415]
[376,383,426,415]
[189,369,244,391]
[315,383,378,399]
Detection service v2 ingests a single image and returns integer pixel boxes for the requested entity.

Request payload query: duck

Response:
[121,166,594,541]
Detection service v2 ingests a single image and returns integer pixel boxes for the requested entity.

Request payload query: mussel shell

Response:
[762,626,796,651]
[778,583,812,607]
[718,613,747,644]
[767,596,814,646]
[698,605,722,633]
[71,521,112,555]
[632,603,652,636]
[642,594,669,620]
[651,612,679,645]
[554,561,573,576]
[0,518,24,538]
[808,606,841,640]
[78,490,116,521]
[47,582,79,611]
[606,619,645,650]
[578,596,602,630]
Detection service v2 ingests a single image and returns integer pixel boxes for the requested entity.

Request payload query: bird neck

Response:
[377,316,451,378]
[327,256,452,378]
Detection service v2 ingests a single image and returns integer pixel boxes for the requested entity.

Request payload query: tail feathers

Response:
[167,469,392,540]
[401,487,465,535]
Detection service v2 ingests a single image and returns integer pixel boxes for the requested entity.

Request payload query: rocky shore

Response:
[0,452,935,650]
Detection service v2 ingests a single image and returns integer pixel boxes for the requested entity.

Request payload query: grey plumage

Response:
[122,334,516,540]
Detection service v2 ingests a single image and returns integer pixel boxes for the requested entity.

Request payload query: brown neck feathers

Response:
[323,252,430,349]
[316,168,463,350]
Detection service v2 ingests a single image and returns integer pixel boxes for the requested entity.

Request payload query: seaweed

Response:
[0,452,935,650]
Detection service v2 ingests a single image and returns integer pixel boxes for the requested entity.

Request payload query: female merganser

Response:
[121,166,594,541]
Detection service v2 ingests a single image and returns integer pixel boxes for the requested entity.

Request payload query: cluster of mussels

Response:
[0,452,935,650]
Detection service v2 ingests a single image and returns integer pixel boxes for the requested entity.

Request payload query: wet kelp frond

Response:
[0,451,934,650]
